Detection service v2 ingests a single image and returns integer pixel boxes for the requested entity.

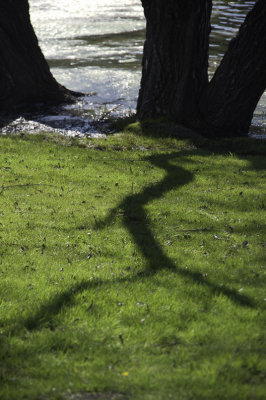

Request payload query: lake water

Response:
[2,0,265,137]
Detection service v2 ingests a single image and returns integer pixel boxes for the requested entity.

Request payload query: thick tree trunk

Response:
[0,0,77,113]
[137,0,266,137]
[137,0,212,126]
[200,0,266,137]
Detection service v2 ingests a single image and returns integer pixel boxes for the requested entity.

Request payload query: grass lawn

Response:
[0,124,265,400]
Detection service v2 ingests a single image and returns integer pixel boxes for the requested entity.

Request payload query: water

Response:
[1,0,265,137]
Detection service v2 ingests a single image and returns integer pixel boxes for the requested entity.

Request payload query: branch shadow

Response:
[18,150,257,333]
[95,151,256,303]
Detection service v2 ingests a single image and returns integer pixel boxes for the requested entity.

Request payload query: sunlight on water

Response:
[30,0,144,116]
[1,0,265,137]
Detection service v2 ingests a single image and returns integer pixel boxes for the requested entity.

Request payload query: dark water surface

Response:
[1,0,265,137]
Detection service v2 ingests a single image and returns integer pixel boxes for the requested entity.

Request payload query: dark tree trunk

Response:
[137,0,266,137]
[200,0,266,137]
[0,0,77,113]
[137,0,212,126]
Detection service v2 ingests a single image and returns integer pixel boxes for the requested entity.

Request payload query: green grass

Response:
[0,126,265,400]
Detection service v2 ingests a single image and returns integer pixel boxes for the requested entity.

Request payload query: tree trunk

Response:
[200,0,266,137]
[137,0,212,126]
[137,0,266,137]
[0,0,77,113]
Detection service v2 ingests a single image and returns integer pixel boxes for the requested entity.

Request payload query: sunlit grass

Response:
[0,130,265,400]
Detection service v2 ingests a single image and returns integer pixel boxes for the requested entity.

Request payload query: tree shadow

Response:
[95,150,256,303]
[18,149,258,333]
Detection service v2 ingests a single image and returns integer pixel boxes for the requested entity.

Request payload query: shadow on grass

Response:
[20,150,258,332]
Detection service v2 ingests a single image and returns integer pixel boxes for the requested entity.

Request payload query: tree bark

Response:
[137,0,212,126]
[137,0,266,137]
[0,0,77,113]
[200,0,266,137]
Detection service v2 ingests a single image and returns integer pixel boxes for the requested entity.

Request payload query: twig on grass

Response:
[179,228,211,232]
[0,183,58,194]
